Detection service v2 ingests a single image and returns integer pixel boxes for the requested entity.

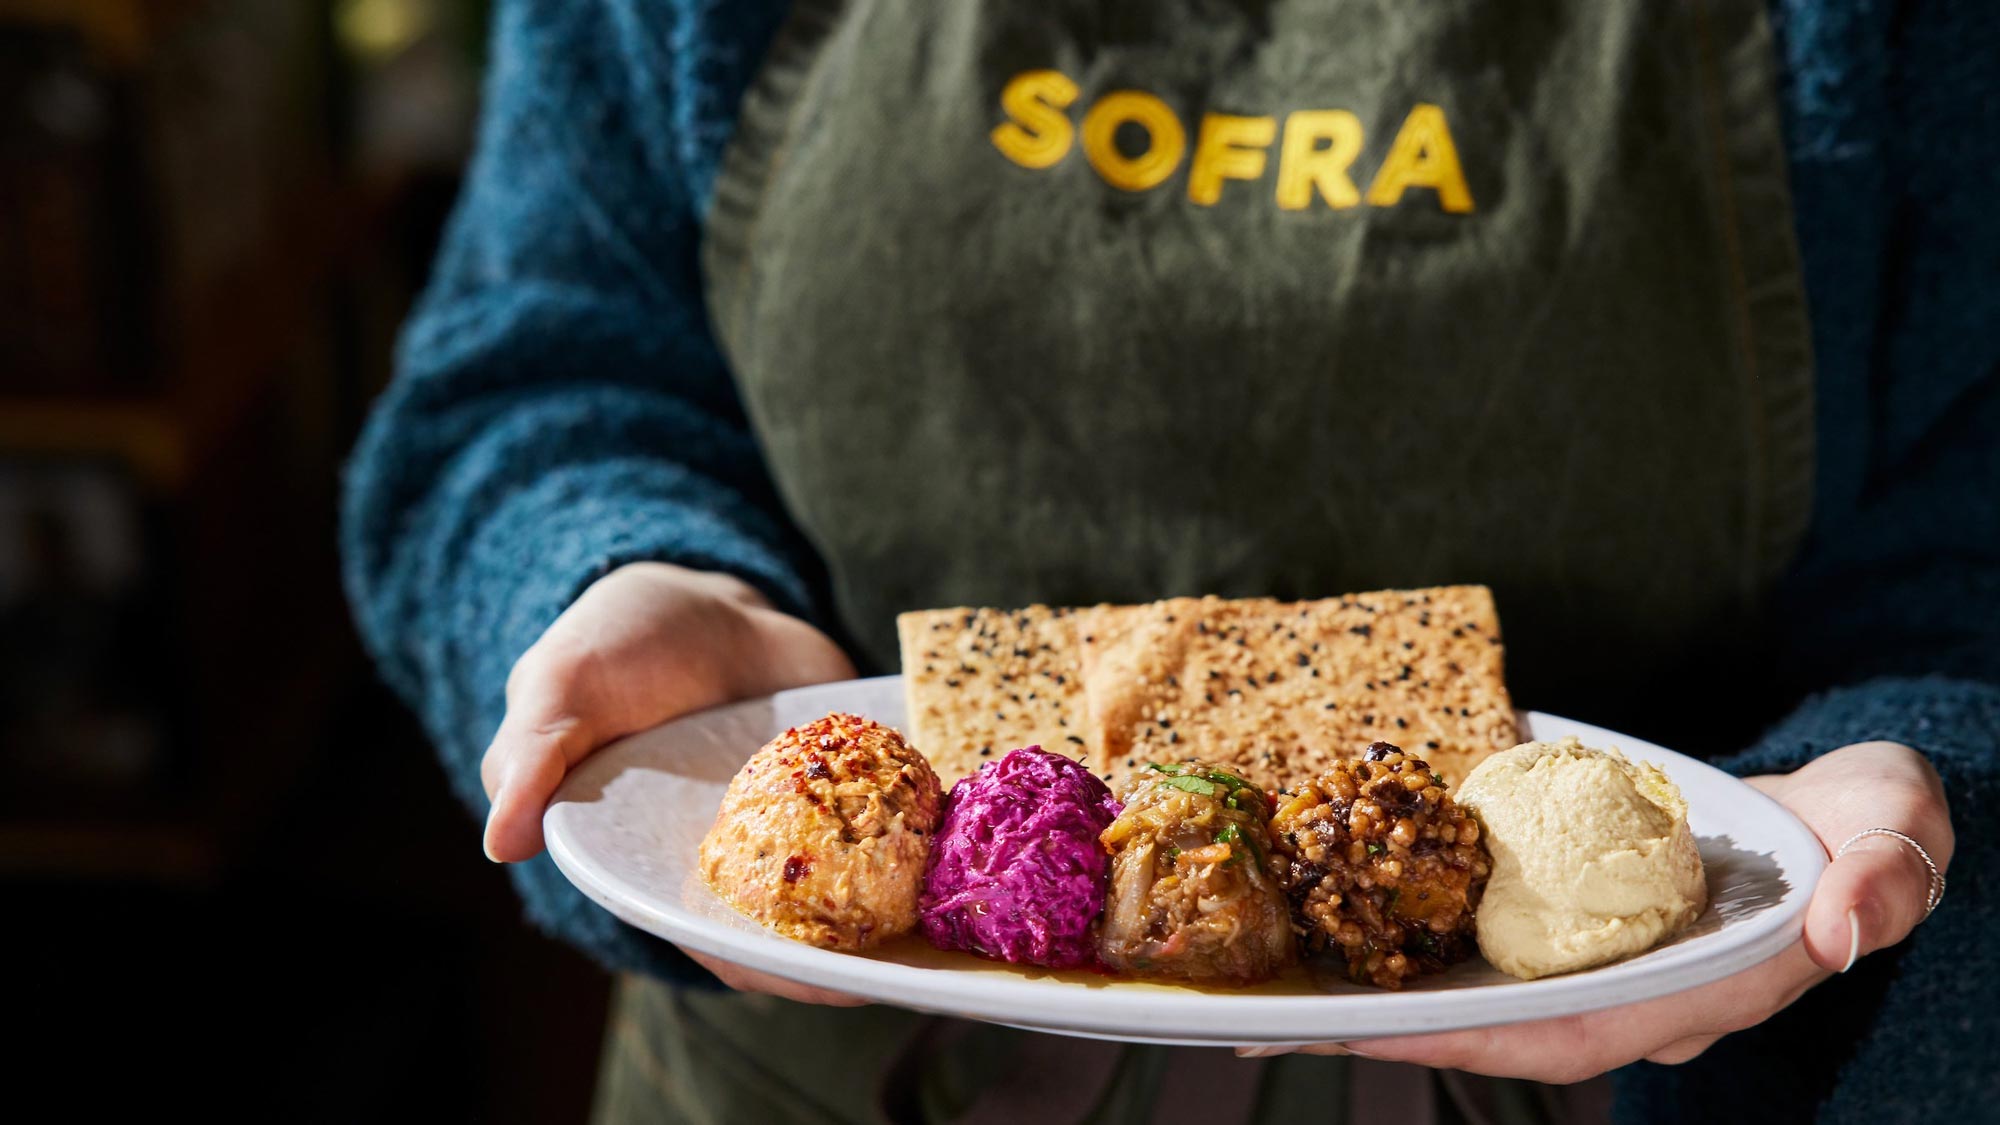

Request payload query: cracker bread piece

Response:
[896,606,1093,785]
[1075,588,1518,792]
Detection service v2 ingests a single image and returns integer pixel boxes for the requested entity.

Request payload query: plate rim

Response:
[545,675,1826,1043]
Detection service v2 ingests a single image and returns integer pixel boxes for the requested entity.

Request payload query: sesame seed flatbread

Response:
[896,587,1520,792]
[1074,589,1519,791]
[896,606,1093,785]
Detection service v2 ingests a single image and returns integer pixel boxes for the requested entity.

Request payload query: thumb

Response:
[1762,743,1952,974]
[480,647,606,863]
[1804,829,1941,973]
[482,709,597,863]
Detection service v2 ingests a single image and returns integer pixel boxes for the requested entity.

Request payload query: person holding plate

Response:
[342,0,1987,1120]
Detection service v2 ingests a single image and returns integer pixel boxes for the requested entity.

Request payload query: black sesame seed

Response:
[1067,735,1085,745]
[1296,653,1310,667]
[1348,624,1372,638]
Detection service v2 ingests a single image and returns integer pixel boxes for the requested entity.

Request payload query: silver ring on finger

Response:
[1835,827,1946,919]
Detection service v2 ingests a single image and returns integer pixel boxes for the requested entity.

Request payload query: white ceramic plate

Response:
[545,675,1824,1046]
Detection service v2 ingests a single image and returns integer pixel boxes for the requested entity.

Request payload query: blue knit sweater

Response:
[341,1,1998,1120]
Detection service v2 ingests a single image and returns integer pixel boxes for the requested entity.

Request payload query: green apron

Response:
[606,0,1814,1120]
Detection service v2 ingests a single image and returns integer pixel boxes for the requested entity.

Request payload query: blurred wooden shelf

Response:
[0,0,213,64]
[0,819,220,882]
[3,632,342,884]
[0,179,353,493]
[0,400,185,485]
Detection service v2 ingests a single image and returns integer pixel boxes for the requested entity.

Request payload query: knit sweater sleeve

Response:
[1666,396,2000,1122]
[1608,400,2000,1123]
[1614,5,2000,1116]
[339,0,796,980]
[1611,397,2000,1125]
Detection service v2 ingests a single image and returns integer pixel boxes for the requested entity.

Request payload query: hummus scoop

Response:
[1456,737,1707,980]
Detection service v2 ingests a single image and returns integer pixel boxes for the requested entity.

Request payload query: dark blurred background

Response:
[4,2,610,1118]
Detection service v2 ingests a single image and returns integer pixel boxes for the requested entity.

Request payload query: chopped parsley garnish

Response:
[1159,775,1218,797]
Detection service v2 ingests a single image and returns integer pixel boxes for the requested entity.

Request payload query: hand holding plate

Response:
[1263,741,1952,1081]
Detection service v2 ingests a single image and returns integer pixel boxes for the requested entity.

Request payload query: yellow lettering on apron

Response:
[1187,113,1278,206]
[1364,103,1474,213]
[1081,91,1187,192]
[991,70,1080,170]
[1275,110,1364,210]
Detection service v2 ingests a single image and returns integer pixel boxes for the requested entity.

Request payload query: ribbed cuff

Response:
[1718,675,2000,791]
